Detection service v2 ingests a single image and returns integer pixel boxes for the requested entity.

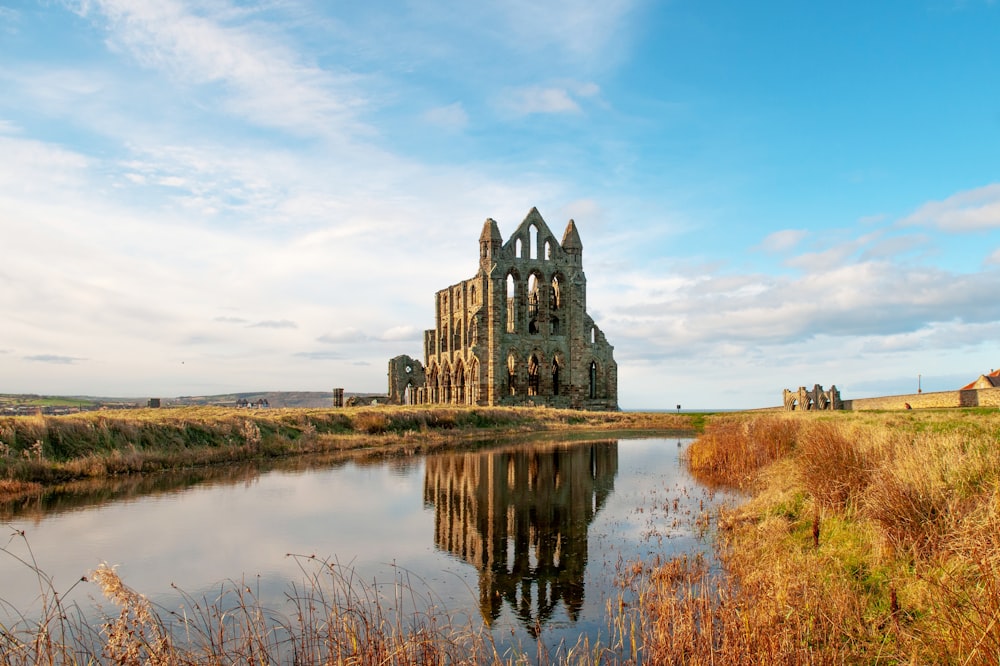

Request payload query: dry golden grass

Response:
[11,407,996,662]
[671,408,1000,664]
[0,406,698,499]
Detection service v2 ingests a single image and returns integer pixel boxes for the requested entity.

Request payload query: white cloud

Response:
[900,183,1000,231]
[756,229,806,253]
[380,325,421,342]
[500,82,600,116]
[422,102,468,131]
[318,329,370,344]
[77,0,369,139]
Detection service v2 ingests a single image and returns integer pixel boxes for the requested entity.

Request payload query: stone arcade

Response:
[388,208,618,410]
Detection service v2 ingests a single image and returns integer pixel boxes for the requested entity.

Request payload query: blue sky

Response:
[1,0,999,409]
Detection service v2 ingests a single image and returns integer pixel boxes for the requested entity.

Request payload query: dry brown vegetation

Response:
[8,407,995,663]
[0,406,696,499]
[649,408,1000,664]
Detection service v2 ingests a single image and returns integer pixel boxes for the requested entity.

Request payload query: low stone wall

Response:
[843,386,1000,411]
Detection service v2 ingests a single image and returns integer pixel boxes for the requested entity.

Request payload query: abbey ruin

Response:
[389,208,618,410]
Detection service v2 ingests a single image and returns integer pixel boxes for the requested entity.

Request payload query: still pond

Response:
[1,434,734,653]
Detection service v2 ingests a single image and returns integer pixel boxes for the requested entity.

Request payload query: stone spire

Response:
[561,219,582,264]
[480,217,503,267]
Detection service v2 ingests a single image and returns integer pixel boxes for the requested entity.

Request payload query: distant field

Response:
[0,395,98,408]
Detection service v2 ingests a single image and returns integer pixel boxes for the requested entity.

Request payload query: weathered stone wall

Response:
[843,386,1000,410]
[409,208,618,410]
[387,355,425,405]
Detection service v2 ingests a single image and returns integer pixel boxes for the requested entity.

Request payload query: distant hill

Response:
[2,391,387,412]
[168,391,340,408]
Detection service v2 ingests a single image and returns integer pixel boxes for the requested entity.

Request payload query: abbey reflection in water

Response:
[423,441,618,631]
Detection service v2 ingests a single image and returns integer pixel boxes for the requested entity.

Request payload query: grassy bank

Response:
[636,408,1000,663]
[0,406,697,498]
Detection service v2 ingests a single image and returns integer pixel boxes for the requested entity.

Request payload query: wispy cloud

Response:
[248,320,297,329]
[756,229,807,253]
[500,82,600,116]
[900,183,1000,231]
[422,102,468,131]
[293,350,346,360]
[24,355,86,365]
[318,329,370,344]
[77,0,369,139]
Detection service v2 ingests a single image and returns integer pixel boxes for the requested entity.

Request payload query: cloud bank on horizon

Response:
[1,0,999,409]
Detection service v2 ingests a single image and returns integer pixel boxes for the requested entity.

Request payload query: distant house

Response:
[961,368,1000,390]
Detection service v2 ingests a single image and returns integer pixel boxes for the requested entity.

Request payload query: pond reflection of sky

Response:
[0,436,734,653]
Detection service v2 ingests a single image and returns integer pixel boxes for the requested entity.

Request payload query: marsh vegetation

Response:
[2,407,996,663]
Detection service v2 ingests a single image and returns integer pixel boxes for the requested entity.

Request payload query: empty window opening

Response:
[552,360,561,396]
[527,274,539,334]
[528,354,540,396]
[589,361,597,399]
[506,273,516,333]
[550,316,560,335]
[529,224,537,260]
[507,355,517,395]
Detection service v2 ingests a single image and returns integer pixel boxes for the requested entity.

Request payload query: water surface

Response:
[1,435,732,652]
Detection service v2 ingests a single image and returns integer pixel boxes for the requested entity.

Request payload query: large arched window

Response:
[528,224,537,259]
[550,275,562,310]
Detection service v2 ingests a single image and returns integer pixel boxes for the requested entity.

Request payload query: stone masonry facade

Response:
[388,208,618,410]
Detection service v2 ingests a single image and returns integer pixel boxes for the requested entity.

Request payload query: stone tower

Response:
[400,208,617,410]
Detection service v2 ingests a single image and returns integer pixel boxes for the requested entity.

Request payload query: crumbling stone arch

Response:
[527,352,542,396]
[550,273,563,311]
[783,385,842,411]
[527,270,545,335]
[505,269,521,334]
[441,360,452,403]
[551,352,564,396]
[427,363,440,403]
[453,358,466,404]
[468,357,480,404]
[506,351,519,396]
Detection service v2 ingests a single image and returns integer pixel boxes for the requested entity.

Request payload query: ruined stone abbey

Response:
[389,208,618,410]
